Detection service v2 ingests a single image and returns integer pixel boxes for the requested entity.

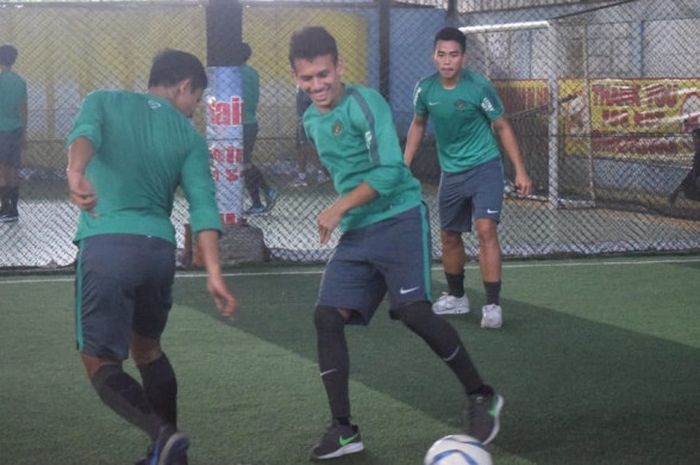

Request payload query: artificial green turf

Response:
[1,256,698,464]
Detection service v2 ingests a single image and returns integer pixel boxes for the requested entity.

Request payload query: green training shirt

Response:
[66,90,221,244]
[303,84,423,231]
[0,70,27,131]
[241,65,259,125]
[413,69,504,173]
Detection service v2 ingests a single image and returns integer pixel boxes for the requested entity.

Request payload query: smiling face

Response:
[292,54,344,113]
[433,39,465,86]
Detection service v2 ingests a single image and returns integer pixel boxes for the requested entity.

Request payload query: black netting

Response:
[1,0,698,270]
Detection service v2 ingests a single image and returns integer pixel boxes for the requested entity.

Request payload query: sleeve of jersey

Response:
[352,90,406,197]
[180,136,223,235]
[65,91,103,150]
[478,77,505,121]
[413,80,428,116]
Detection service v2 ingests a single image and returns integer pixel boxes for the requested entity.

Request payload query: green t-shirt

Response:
[66,90,221,244]
[241,65,259,125]
[413,69,504,173]
[303,84,423,231]
[0,70,27,131]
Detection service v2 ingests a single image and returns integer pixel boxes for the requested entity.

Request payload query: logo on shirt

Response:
[332,120,343,136]
[481,97,495,113]
[364,130,373,150]
[428,101,440,106]
[454,99,467,111]
[148,100,162,110]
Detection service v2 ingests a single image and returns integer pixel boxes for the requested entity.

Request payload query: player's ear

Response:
[177,78,193,95]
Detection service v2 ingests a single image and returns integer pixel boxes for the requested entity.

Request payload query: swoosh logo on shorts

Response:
[400,286,420,295]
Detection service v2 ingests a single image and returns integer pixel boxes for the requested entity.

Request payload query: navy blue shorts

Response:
[0,128,22,168]
[438,157,504,232]
[74,234,176,360]
[317,205,433,325]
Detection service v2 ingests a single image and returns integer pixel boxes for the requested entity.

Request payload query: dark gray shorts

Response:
[438,157,504,232]
[317,205,432,325]
[0,128,22,168]
[74,234,176,360]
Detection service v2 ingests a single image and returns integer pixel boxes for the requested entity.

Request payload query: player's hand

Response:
[207,275,238,320]
[514,171,533,197]
[67,171,98,216]
[317,205,343,245]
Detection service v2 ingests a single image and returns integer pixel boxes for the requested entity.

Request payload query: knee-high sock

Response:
[138,353,178,427]
[314,306,351,420]
[91,364,162,440]
[393,301,484,394]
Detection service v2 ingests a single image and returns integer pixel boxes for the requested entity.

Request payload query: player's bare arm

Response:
[492,117,532,196]
[404,114,427,166]
[197,229,238,319]
[66,136,98,214]
[318,182,377,244]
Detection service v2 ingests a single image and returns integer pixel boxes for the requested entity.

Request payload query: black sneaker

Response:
[0,209,18,223]
[310,420,364,461]
[140,426,189,465]
[464,390,504,445]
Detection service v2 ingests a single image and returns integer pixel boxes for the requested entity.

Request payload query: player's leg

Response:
[433,171,472,314]
[310,232,383,460]
[76,235,186,465]
[0,129,14,219]
[471,158,505,329]
[382,206,503,445]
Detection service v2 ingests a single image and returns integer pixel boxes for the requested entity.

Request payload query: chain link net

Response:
[1,0,698,269]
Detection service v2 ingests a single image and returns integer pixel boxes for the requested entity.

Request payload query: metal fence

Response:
[1,0,699,269]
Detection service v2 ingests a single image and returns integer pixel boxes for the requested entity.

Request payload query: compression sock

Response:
[446,272,465,298]
[314,306,351,419]
[138,353,178,427]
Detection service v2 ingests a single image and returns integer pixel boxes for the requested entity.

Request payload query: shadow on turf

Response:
[175,278,700,465]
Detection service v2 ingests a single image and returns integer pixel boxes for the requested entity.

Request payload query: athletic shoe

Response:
[0,210,18,223]
[244,205,267,216]
[264,188,278,211]
[290,175,308,187]
[464,390,504,445]
[480,304,503,329]
[310,420,364,461]
[432,292,470,315]
[138,426,189,465]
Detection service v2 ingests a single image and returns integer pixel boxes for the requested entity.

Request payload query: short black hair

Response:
[148,49,208,91]
[288,26,338,69]
[0,44,18,67]
[434,27,466,54]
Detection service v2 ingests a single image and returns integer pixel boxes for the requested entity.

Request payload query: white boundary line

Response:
[1,256,699,285]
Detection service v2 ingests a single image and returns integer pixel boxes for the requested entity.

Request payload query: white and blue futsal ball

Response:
[424,434,493,465]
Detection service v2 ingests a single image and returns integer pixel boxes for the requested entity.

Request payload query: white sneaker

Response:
[432,292,470,315]
[481,304,503,329]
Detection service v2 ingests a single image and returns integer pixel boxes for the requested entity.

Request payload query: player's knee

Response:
[130,334,162,366]
[313,305,346,333]
[441,231,462,249]
[390,300,434,330]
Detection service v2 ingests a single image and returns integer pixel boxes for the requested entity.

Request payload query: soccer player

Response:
[66,49,237,465]
[289,26,503,461]
[240,42,277,215]
[404,27,532,328]
[0,44,27,223]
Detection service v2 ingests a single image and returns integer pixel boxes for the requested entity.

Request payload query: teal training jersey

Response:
[241,65,259,125]
[66,90,221,244]
[0,70,27,131]
[303,84,423,231]
[413,69,504,173]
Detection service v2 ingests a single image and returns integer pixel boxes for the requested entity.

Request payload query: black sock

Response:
[395,302,484,394]
[8,187,18,212]
[91,364,162,440]
[484,281,501,305]
[333,416,351,426]
[314,307,351,420]
[0,185,8,211]
[446,272,465,297]
[138,353,178,427]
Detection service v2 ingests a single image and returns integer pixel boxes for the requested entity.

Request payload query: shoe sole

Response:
[481,395,504,446]
[158,432,190,465]
[311,442,364,461]
[480,315,503,329]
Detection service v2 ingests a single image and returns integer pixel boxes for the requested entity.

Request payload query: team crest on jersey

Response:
[454,99,467,111]
[481,97,495,113]
[332,120,343,136]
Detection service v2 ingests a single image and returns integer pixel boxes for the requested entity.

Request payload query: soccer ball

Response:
[424,434,493,465]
